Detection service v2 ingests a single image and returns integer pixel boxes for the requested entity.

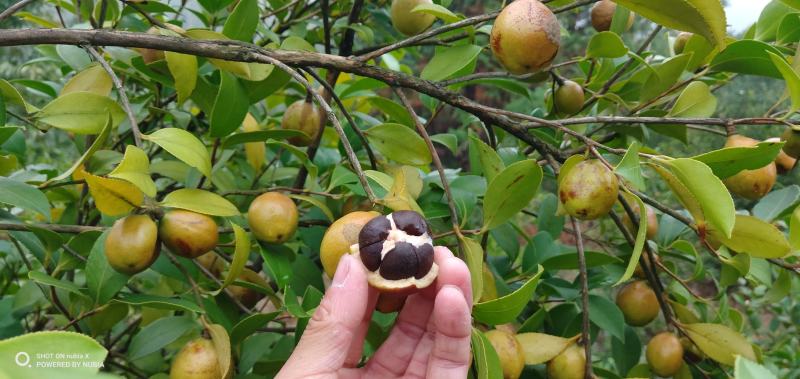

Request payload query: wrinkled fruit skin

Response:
[646,332,684,377]
[723,135,777,200]
[281,100,322,146]
[248,192,298,244]
[357,210,438,293]
[674,32,692,54]
[554,80,585,115]
[105,214,160,275]
[622,203,658,240]
[169,338,222,379]
[485,330,525,379]
[781,127,800,159]
[590,0,634,32]
[766,137,796,173]
[616,280,659,326]
[159,210,219,258]
[320,211,381,278]
[547,344,586,379]
[490,0,561,75]
[559,159,619,220]
[228,268,269,308]
[391,0,436,36]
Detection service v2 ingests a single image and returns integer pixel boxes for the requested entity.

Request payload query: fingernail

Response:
[332,255,353,288]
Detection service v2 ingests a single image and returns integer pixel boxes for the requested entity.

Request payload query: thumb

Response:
[277,254,369,378]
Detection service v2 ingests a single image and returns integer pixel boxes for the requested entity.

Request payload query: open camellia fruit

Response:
[352,210,438,293]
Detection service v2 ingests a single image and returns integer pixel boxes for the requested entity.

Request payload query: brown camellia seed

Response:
[248,192,299,244]
[559,159,619,220]
[781,126,800,159]
[355,210,438,293]
[546,343,585,379]
[281,100,323,146]
[159,209,219,259]
[616,280,659,326]
[646,332,684,377]
[622,203,659,240]
[169,338,224,379]
[320,211,381,278]
[391,0,436,36]
[105,214,160,275]
[590,0,634,32]
[723,135,777,200]
[485,329,525,379]
[490,0,561,75]
[766,137,796,174]
[674,32,692,54]
[554,80,585,115]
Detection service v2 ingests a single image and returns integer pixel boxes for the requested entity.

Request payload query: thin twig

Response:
[570,217,593,379]
[0,0,37,23]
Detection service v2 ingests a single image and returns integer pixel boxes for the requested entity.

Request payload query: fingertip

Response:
[434,253,472,307]
[434,285,471,337]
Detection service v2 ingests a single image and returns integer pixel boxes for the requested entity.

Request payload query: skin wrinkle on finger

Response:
[365,294,433,376]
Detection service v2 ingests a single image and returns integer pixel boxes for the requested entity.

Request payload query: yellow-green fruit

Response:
[320,211,380,278]
[554,80,585,115]
[159,210,219,259]
[485,330,525,379]
[590,0,634,32]
[559,159,619,220]
[547,344,586,379]
[781,127,800,159]
[169,338,222,379]
[105,214,159,275]
[615,280,659,326]
[490,0,561,75]
[674,32,692,54]
[281,100,323,146]
[622,203,658,240]
[766,137,796,174]
[646,332,684,377]
[248,192,298,244]
[723,135,777,200]
[136,27,165,64]
[480,264,499,302]
[228,268,270,308]
[391,0,436,36]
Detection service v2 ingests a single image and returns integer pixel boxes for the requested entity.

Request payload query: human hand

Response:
[276,246,473,379]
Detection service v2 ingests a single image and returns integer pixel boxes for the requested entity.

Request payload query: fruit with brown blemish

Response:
[646,332,684,377]
[781,126,800,159]
[169,337,225,379]
[559,159,619,220]
[105,214,160,275]
[320,211,381,278]
[547,343,586,379]
[159,209,219,259]
[390,0,436,36]
[490,0,561,75]
[622,203,658,240]
[485,329,525,379]
[615,280,659,326]
[248,192,298,244]
[590,0,634,32]
[674,32,692,54]
[766,137,796,173]
[228,268,270,308]
[281,100,323,146]
[723,135,777,200]
[554,80,585,115]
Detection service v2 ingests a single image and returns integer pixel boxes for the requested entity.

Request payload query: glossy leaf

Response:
[710,40,784,78]
[160,188,239,216]
[661,158,735,237]
[0,177,50,221]
[108,145,157,197]
[471,328,504,379]
[48,114,112,183]
[614,193,648,285]
[223,0,258,41]
[473,265,543,325]
[615,141,644,190]
[211,72,249,137]
[36,92,124,134]
[640,54,691,102]
[683,323,757,366]
[83,171,144,216]
[459,235,484,304]
[588,294,625,342]
[767,51,800,113]
[0,331,107,379]
[220,224,250,291]
[205,322,232,379]
[669,81,717,118]
[421,44,482,82]
[753,185,800,221]
[735,356,777,379]
[231,312,280,347]
[143,128,212,177]
[86,231,129,305]
[165,51,198,104]
[516,333,573,365]
[470,136,505,183]
[112,293,203,313]
[411,3,460,23]
[692,140,783,179]
[61,63,112,96]
[612,0,726,46]
[587,32,628,58]
[482,160,543,231]
[708,214,791,258]
[127,316,196,360]
[364,123,432,165]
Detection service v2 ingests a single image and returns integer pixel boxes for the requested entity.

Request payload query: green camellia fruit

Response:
[646,332,684,377]
[723,135,777,200]
[159,209,219,259]
[391,0,436,36]
[281,100,323,146]
[554,80,585,115]
[547,343,585,379]
[559,159,619,220]
[248,191,299,244]
[105,214,159,275]
[615,280,659,326]
[781,126,800,159]
[169,338,224,379]
[673,32,692,54]
[485,329,525,379]
[590,0,634,32]
[490,0,561,75]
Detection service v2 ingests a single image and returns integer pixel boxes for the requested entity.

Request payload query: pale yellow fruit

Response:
[485,330,525,379]
[646,332,684,377]
[320,211,380,278]
[547,344,585,379]
[281,100,323,146]
[591,0,634,32]
[248,192,298,244]
[169,338,222,379]
[159,210,218,259]
[723,135,777,200]
[105,214,159,275]
[391,0,436,36]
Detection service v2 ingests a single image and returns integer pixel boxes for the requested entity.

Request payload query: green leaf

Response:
[587,32,628,58]
[541,250,623,270]
[160,188,239,216]
[185,29,253,79]
[471,328,504,379]
[614,193,648,285]
[669,81,717,117]
[469,136,505,183]
[612,0,727,47]
[108,145,156,197]
[459,235,484,304]
[756,0,794,41]
[482,160,543,231]
[211,72,249,138]
[36,92,124,134]
[143,128,212,177]
[127,316,196,360]
[205,322,232,379]
[165,52,198,104]
[777,13,800,44]
[61,63,112,96]
[223,0,258,41]
[710,40,784,79]
[28,270,88,299]
[0,78,37,113]
[0,177,50,221]
[790,205,800,250]
[222,129,307,147]
[588,294,625,342]
[430,133,458,154]
[753,185,800,222]
[473,265,544,325]
[231,312,280,347]
[411,3,460,23]
[708,215,791,259]
[367,97,414,127]
[767,51,800,113]
[364,123,432,165]
[516,333,573,365]
[220,223,249,289]
[46,114,112,184]
[85,231,129,305]
[112,293,203,313]
[615,142,644,190]
[692,140,783,179]
[682,323,757,366]
[735,356,777,379]
[0,331,107,379]
[421,45,483,81]
[640,54,691,102]
[288,194,334,221]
